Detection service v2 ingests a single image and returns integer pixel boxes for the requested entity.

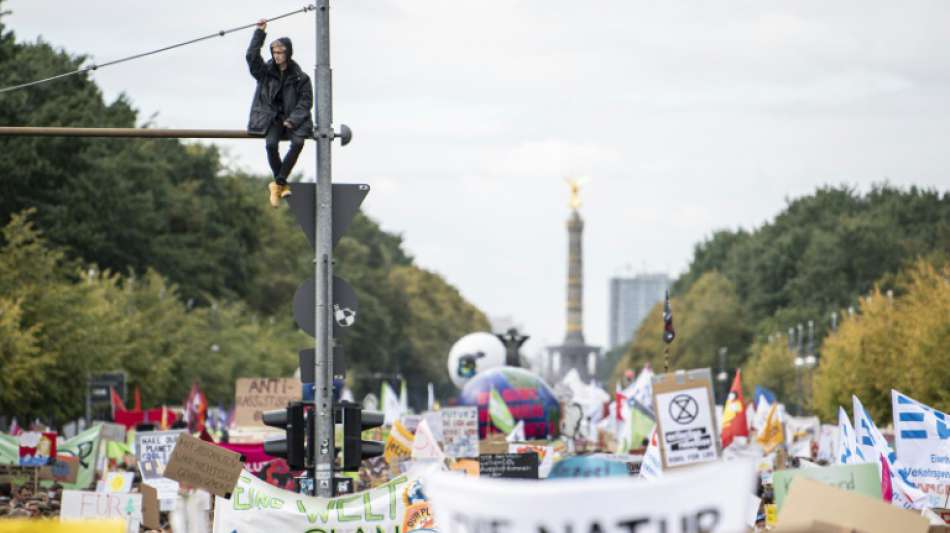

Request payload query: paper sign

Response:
[61,490,143,530]
[479,453,539,479]
[98,423,126,443]
[652,369,720,469]
[103,471,134,493]
[410,419,445,460]
[163,433,244,497]
[441,406,479,458]
[777,476,929,533]
[508,444,555,478]
[426,458,757,532]
[773,463,881,511]
[135,429,184,480]
[19,431,57,466]
[233,378,302,428]
[213,466,437,532]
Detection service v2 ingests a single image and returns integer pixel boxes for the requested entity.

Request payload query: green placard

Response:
[773,463,881,511]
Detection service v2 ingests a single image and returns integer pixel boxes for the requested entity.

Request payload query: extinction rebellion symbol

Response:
[669,394,699,425]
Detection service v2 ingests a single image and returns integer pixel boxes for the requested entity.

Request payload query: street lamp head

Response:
[794,356,805,368]
[804,355,817,368]
[716,370,728,382]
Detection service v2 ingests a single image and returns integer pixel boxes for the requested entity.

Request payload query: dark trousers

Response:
[265,120,305,185]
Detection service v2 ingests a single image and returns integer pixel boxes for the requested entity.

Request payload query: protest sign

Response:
[163,433,244,497]
[0,522,124,533]
[58,425,102,490]
[422,410,444,442]
[772,463,881,511]
[233,378,301,428]
[410,419,445,461]
[61,490,143,531]
[98,423,126,443]
[135,429,184,479]
[139,483,161,531]
[212,466,438,532]
[427,458,756,532]
[383,420,414,470]
[508,444,555,478]
[652,368,720,469]
[777,476,929,533]
[0,464,33,485]
[19,431,56,466]
[479,453,539,479]
[441,406,478,458]
[451,459,480,477]
[548,455,628,480]
[103,471,134,493]
[892,389,950,507]
[38,455,80,484]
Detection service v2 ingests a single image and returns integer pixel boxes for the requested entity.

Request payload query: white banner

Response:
[426,459,756,532]
[892,390,950,507]
[61,490,142,532]
[213,466,439,533]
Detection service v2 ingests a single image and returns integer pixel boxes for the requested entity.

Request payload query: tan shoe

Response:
[279,184,292,199]
[268,182,281,208]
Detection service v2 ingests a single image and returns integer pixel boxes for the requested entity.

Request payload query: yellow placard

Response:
[384,420,414,468]
[0,520,124,533]
[764,503,777,527]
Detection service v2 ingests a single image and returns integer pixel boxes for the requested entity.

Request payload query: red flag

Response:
[615,383,625,422]
[110,387,126,417]
[133,386,142,412]
[880,453,893,502]
[720,369,749,448]
[185,382,208,433]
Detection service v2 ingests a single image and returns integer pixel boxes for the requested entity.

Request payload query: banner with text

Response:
[892,389,950,507]
[212,465,439,533]
[426,459,755,533]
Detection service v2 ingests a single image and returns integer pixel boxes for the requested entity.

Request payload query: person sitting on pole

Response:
[246,19,314,207]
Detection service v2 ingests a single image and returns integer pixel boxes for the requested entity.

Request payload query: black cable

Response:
[0,5,315,95]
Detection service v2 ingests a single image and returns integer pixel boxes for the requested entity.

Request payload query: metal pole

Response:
[313,0,334,498]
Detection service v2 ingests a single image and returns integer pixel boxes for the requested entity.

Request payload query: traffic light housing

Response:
[338,402,384,471]
[262,402,308,470]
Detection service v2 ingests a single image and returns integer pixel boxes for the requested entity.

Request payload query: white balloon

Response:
[446,332,506,389]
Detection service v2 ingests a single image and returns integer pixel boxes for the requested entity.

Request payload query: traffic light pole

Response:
[313,0,335,497]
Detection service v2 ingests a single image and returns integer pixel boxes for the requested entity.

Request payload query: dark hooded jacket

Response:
[246,29,314,137]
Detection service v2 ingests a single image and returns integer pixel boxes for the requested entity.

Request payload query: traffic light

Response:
[262,402,308,470]
[337,401,384,471]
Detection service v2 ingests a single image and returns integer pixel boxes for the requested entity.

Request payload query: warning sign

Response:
[653,369,720,469]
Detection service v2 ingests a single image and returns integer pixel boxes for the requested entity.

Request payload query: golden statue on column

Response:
[565,176,587,211]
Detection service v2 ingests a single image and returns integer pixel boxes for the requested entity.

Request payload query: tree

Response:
[812,259,950,423]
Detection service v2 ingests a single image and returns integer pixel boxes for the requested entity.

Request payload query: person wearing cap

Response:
[246,19,314,207]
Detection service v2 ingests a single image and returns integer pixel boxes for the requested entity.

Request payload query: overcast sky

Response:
[6,1,950,363]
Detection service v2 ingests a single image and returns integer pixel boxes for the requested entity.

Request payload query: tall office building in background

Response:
[608,273,671,350]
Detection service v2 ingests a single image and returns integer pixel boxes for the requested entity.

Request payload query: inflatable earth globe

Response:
[459,366,560,439]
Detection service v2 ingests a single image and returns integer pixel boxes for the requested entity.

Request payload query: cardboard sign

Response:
[139,483,161,530]
[773,463,881,511]
[652,368,720,469]
[38,455,80,484]
[0,464,33,485]
[442,406,479,458]
[61,490,143,530]
[233,378,302,428]
[426,458,757,532]
[777,476,929,533]
[163,433,244,497]
[479,453,539,479]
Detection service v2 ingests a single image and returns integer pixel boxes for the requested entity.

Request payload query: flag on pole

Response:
[662,290,675,343]
[756,403,784,453]
[489,387,515,434]
[185,382,207,433]
[110,387,126,419]
[506,420,526,443]
[836,406,864,465]
[720,369,749,448]
[132,386,142,412]
[381,382,402,426]
[399,379,409,414]
[426,382,435,412]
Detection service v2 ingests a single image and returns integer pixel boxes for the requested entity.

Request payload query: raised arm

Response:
[246,20,267,80]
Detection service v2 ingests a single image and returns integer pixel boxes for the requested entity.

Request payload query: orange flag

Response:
[720,369,749,448]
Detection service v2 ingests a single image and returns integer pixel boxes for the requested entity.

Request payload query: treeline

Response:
[0,6,488,424]
[613,185,950,422]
